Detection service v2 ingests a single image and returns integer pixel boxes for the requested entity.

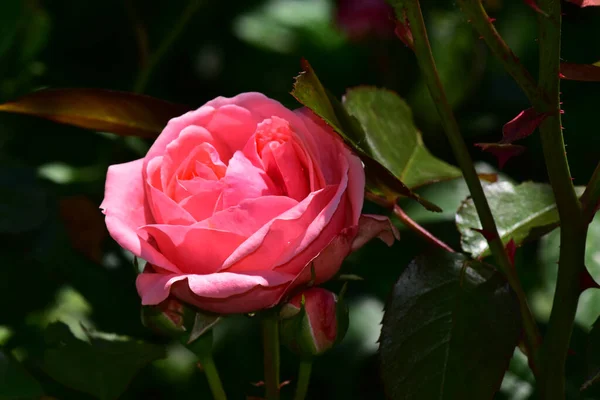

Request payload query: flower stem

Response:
[398,0,541,366]
[198,354,227,400]
[535,1,588,397]
[293,360,313,400]
[393,204,455,253]
[365,192,455,252]
[133,0,203,93]
[262,312,281,400]
[456,0,542,106]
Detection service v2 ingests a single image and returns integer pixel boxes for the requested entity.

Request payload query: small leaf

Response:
[343,87,462,188]
[560,62,600,82]
[475,143,526,168]
[456,181,586,258]
[0,88,191,138]
[0,350,44,399]
[291,59,441,212]
[42,322,165,400]
[379,252,521,400]
[501,107,548,144]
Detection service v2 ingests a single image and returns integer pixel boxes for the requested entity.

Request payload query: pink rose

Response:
[100,93,397,314]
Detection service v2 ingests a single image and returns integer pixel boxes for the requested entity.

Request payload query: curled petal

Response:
[351,214,399,251]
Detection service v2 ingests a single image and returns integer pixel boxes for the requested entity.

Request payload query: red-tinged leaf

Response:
[394,9,414,50]
[501,107,548,143]
[0,88,192,138]
[471,228,498,242]
[505,239,517,267]
[475,143,526,169]
[523,0,550,16]
[560,62,600,82]
[566,0,600,6]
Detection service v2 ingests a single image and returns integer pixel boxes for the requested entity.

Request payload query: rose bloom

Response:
[101,93,396,314]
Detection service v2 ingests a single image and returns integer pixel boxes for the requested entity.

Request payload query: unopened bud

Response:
[279,288,348,358]
[141,298,194,338]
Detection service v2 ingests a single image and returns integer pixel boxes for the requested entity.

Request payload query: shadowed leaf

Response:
[456,181,586,258]
[42,322,166,400]
[560,62,600,82]
[0,350,44,399]
[379,252,521,400]
[0,88,192,138]
[291,59,441,212]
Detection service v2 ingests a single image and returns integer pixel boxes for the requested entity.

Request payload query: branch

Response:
[535,1,588,398]
[456,0,543,107]
[397,0,541,365]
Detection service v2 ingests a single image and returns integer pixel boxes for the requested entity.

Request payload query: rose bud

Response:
[101,93,397,315]
[280,287,349,358]
[141,298,195,338]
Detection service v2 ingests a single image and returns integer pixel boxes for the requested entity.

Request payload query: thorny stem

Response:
[398,0,541,368]
[456,0,544,107]
[535,1,588,398]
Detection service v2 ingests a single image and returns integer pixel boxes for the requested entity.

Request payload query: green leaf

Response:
[291,59,441,212]
[42,322,166,400]
[456,181,586,258]
[0,88,192,138]
[342,87,461,189]
[379,252,521,400]
[0,350,44,399]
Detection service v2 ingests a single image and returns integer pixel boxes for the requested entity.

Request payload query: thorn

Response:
[488,17,497,23]
[479,35,484,39]
[559,72,566,78]
[560,109,565,114]
[580,268,600,291]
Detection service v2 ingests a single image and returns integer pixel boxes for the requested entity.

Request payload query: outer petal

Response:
[136,270,295,314]
[100,159,179,272]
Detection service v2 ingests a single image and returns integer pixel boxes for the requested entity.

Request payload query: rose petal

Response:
[178,179,224,221]
[136,270,295,313]
[140,224,246,274]
[222,184,340,272]
[262,140,311,201]
[100,159,179,273]
[221,151,279,209]
[200,195,298,237]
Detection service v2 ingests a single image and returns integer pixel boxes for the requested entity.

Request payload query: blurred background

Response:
[0,0,599,399]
